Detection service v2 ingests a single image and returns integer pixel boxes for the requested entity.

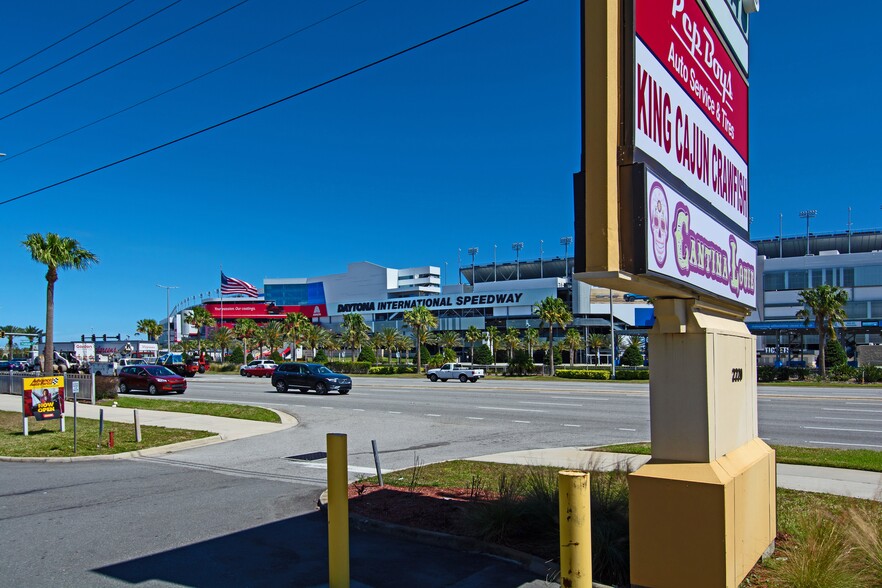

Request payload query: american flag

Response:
[221,272,258,297]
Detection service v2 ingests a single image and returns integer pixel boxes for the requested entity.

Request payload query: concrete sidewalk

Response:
[469,447,882,501]
[0,393,296,453]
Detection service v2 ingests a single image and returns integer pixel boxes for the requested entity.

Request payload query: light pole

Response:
[560,236,573,278]
[799,210,817,255]
[512,242,524,280]
[157,284,179,353]
[457,248,462,285]
[539,240,544,278]
[468,247,479,285]
[493,244,497,282]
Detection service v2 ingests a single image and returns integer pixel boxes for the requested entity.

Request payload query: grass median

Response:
[593,441,882,473]
[98,397,281,423]
[0,410,214,458]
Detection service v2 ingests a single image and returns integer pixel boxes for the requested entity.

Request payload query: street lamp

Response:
[799,210,817,255]
[539,240,544,278]
[512,242,524,280]
[560,236,573,277]
[468,247,479,285]
[157,284,179,353]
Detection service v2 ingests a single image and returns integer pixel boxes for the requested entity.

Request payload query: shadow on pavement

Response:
[94,510,549,587]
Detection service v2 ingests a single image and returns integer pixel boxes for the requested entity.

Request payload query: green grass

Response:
[98,397,281,423]
[0,410,214,458]
[591,442,882,473]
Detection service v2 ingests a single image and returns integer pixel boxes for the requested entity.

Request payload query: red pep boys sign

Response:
[634,0,749,232]
[23,376,65,421]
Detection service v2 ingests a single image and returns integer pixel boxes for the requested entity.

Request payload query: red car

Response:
[240,361,277,378]
[118,365,187,395]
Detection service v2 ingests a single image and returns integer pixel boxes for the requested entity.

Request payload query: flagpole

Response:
[220,266,224,333]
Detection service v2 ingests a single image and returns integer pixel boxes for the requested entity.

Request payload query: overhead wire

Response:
[0,0,369,164]
[0,0,139,78]
[0,0,180,95]
[0,0,251,122]
[0,0,531,207]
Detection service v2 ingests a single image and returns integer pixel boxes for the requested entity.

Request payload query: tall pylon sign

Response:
[575,1,774,586]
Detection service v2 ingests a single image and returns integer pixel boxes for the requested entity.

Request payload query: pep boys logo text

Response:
[636,0,748,160]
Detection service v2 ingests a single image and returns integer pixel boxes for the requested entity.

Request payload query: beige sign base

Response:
[629,439,775,588]
[627,299,775,587]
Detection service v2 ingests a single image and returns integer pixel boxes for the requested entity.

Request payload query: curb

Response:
[317,489,614,588]
[0,435,224,463]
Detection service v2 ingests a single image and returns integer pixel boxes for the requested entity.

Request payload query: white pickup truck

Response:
[426,363,485,383]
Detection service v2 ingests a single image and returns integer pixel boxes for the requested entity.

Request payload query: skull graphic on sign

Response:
[649,181,669,267]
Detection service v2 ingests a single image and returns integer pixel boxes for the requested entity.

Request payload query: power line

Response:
[0,0,179,96]
[0,0,531,208]
[0,0,138,78]
[0,0,369,164]
[0,0,250,122]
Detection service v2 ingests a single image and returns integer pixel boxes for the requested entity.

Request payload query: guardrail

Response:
[1,372,96,404]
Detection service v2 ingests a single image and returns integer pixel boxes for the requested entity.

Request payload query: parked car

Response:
[157,353,199,377]
[239,359,276,376]
[118,365,187,395]
[271,363,351,395]
[0,360,29,371]
[241,362,276,378]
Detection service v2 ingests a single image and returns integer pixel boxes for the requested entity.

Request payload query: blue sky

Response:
[0,1,875,340]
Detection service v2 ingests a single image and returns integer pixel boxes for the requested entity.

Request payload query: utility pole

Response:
[157,284,179,353]
[799,210,817,256]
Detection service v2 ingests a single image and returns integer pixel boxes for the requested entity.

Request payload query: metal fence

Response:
[1,372,96,404]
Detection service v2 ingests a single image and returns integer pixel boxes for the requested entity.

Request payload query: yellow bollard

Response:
[559,470,592,587]
[327,433,350,588]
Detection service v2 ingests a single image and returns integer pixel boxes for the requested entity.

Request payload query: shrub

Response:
[228,347,244,364]
[314,349,328,363]
[861,365,882,383]
[543,347,563,368]
[614,369,649,381]
[426,353,446,369]
[830,364,857,382]
[620,343,644,367]
[556,369,610,380]
[358,347,376,364]
[325,361,371,374]
[473,344,493,365]
[776,366,792,381]
[368,366,417,375]
[270,351,283,363]
[506,349,535,376]
[95,376,119,400]
[825,339,848,370]
[758,365,776,382]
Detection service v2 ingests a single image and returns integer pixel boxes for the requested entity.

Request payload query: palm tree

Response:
[377,327,400,364]
[262,321,285,358]
[22,233,98,375]
[136,318,163,342]
[533,296,572,376]
[211,326,234,361]
[438,331,462,359]
[587,333,608,365]
[464,325,482,365]
[395,333,414,365]
[233,318,258,361]
[797,284,849,378]
[252,325,269,359]
[523,327,540,361]
[564,328,584,368]
[342,313,371,363]
[403,305,437,373]
[485,325,500,364]
[503,327,520,361]
[283,312,310,360]
[188,306,216,354]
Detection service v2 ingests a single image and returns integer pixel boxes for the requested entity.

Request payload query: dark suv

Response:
[271,363,351,395]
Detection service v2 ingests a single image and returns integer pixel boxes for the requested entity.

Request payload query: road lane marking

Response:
[466,417,484,420]
[519,401,583,407]
[477,406,546,413]
[513,420,531,424]
[803,426,882,434]
[388,411,402,414]
[822,408,882,413]
[815,417,882,423]
[618,428,637,432]
[425,414,441,417]
[808,441,882,449]
[563,424,581,427]
[352,409,365,412]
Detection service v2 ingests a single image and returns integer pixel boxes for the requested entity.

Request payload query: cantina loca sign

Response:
[337,293,526,314]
